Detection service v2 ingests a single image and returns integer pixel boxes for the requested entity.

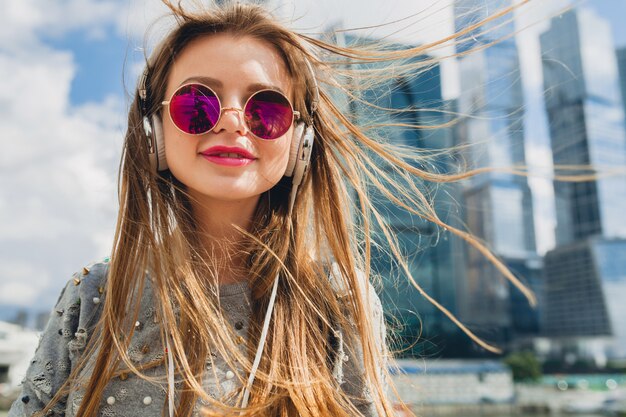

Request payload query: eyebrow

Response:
[179,76,288,96]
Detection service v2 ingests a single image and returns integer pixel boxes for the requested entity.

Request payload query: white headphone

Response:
[138,43,320,414]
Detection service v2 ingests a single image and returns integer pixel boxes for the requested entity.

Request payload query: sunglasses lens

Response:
[245,90,294,140]
[169,84,220,134]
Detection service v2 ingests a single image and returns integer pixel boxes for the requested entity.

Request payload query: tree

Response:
[504,351,542,382]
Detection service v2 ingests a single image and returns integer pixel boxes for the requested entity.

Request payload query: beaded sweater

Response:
[8,258,387,417]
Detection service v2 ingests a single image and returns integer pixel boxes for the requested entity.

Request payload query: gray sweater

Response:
[8,258,387,416]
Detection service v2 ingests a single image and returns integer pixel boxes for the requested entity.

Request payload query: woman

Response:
[8,1,529,416]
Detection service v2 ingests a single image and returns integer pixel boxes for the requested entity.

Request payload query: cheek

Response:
[266,132,292,179]
[261,134,292,180]
[162,120,196,169]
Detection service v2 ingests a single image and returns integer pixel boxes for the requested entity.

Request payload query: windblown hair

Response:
[39,1,536,416]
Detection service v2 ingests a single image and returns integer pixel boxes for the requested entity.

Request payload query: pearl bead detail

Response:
[135,321,141,327]
[225,370,234,380]
[143,396,152,405]
[107,396,115,405]
[92,297,100,304]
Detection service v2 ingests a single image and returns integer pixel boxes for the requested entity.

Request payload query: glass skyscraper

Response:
[540,8,626,245]
[540,8,626,362]
[454,0,538,346]
[543,237,626,361]
[329,32,473,357]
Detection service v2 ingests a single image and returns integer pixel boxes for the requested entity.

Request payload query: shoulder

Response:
[326,262,389,409]
[39,256,111,367]
[7,257,112,416]
[44,257,112,362]
[71,257,110,290]
[326,261,386,355]
[56,257,110,314]
[52,257,111,345]
[327,262,383,314]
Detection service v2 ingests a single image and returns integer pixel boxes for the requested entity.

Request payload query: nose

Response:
[212,106,249,136]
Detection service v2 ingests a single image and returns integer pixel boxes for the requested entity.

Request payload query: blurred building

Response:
[542,238,626,362]
[329,32,472,357]
[9,309,28,328]
[454,0,539,349]
[540,8,626,245]
[540,8,626,362]
[0,320,39,388]
[391,359,514,406]
[454,0,517,54]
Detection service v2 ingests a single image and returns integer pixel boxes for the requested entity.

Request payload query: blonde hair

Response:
[40,1,537,416]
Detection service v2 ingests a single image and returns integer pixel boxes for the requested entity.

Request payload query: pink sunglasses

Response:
[162,83,300,140]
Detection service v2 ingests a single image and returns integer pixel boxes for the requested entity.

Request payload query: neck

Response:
[189,190,259,285]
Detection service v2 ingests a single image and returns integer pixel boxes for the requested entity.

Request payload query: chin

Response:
[187,184,271,203]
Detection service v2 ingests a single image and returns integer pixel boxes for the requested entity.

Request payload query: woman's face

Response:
[162,33,294,204]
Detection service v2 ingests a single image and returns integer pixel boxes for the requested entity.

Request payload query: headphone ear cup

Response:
[151,114,168,172]
[292,125,314,185]
[286,124,315,213]
[285,122,305,177]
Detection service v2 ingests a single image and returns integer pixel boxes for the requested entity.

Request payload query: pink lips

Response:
[200,145,256,167]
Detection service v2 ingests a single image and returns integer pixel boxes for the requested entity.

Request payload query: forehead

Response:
[166,33,293,98]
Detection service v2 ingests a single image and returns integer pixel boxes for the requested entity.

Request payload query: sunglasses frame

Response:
[161,82,301,140]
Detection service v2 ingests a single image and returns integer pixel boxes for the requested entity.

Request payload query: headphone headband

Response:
[302,55,319,123]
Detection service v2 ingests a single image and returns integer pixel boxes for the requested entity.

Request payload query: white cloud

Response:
[0,0,122,49]
[0,2,123,311]
[0,261,51,307]
[281,0,454,40]
[0,45,122,220]
[119,0,458,52]
[116,0,173,41]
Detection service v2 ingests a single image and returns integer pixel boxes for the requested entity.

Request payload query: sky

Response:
[1,0,625,323]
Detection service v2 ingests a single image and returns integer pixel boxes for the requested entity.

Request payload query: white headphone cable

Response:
[165,273,279,416]
[166,335,175,417]
[240,272,279,410]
